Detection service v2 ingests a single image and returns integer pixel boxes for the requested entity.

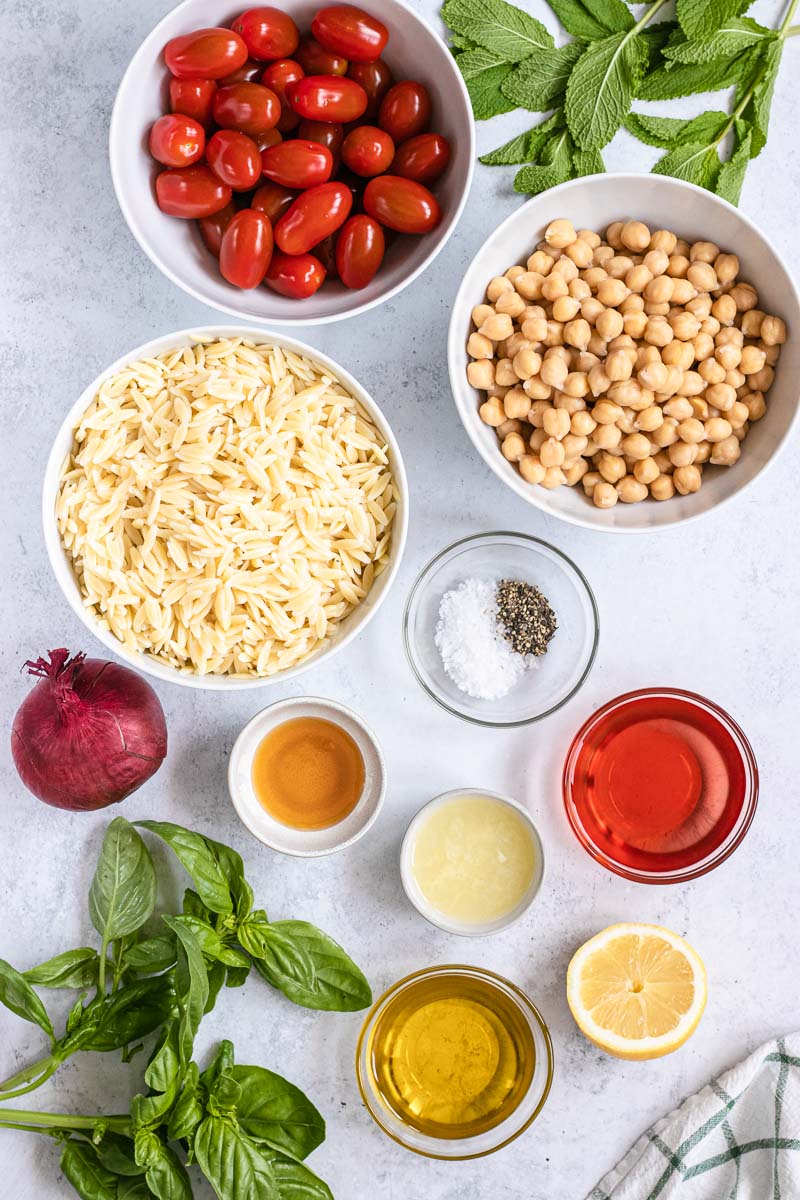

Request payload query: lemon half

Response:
[566,923,707,1061]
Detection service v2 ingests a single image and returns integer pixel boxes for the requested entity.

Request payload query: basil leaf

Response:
[117,1183,151,1200]
[69,976,175,1054]
[203,837,254,922]
[248,921,371,1012]
[200,1040,236,1096]
[742,39,782,157]
[653,141,721,188]
[232,1065,325,1163]
[638,51,751,100]
[270,1156,333,1200]
[677,0,740,40]
[86,1133,144,1178]
[0,958,54,1038]
[716,123,752,204]
[206,960,228,1014]
[194,1116,279,1200]
[442,0,554,61]
[168,1063,204,1142]
[565,30,649,149]
[501,42,585,112]
[138,821,233,916]
[25,948,100,990]
[61,1140,120,1200]
[163,916,209,1063]
[134,1131,193,1200]
[455,47,516,119]
[225,964,250,989]
[664,17,774,64]
[122,936,177,975]
[144,1023,181,1097]
[89,819,156,958]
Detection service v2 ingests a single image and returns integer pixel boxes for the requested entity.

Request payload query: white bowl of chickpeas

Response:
[449,174,799,530]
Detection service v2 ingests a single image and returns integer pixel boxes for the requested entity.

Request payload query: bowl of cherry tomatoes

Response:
[110,0,474,324]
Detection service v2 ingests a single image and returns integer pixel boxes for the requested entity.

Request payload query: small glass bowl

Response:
[355,965,554,1160]
[403,532,599,726]
[563,688,759,884]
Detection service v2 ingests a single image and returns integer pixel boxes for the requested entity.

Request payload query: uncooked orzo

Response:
[56,337,397,677]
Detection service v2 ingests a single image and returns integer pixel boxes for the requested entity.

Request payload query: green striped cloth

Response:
[587,1036,800,1198]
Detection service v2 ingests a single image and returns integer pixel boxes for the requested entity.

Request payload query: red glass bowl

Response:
[563,688,758,884]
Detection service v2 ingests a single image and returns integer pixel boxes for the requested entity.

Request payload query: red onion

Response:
[11,649,167,811]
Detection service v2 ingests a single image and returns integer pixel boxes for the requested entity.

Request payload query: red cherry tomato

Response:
[165,28,248,79]
[261,58,305,131]
[265,251,326,298]
[312,234,338,276]
[311,6,389,63]
[336,214,385,288]
[219,208,274,287]
[169,78,217,127]
[230,8,300,62]
[252,181,297,223]
[149,114,206,167]
[363,175,440,234]
[156,166,232,218]
[297,119,344,170]
[286,75,367,123]
[347,58,393,119]
[213,82,280,135]
[392,131,451,184]
[221,58,264,84]
[378,80,431,143]
[206,129,262,190]
[274,181,353,254]
[261,139,333,188]
[198,201,236,256]
[296,34,348,76]
[341,125,394,177]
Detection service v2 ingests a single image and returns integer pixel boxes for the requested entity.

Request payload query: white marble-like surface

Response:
[2,1,799,1197]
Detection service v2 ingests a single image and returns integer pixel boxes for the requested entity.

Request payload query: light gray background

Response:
[2,1,799,1196]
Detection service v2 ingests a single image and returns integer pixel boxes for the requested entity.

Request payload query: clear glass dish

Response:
[355,965,554,1160]
[403,532,599,726]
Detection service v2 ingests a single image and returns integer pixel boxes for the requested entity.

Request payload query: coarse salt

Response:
[434,576,536,701]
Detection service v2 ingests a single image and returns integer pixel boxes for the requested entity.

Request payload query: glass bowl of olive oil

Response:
[355,965,553,1159]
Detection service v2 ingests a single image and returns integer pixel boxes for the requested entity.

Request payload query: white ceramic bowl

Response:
[42,325,408,690]
[228,696,386,854]
[449,174,800,532]
[400,788,545,935]
[110,0,474,326]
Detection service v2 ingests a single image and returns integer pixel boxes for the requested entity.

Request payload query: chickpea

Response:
[574,351,598,372]
[620,432,651,461]
[593,480,619,508]
[633,456,660,485]
[715,342,742,371]
[506,332,532,358]
[710,435,741,466]
[528,399,551,428]
[686,292,712,319]
[603,350,632,382]
[467,359,495,389]
[497,418,523,439]
[667,254,690,279]
[652,417,679,447]
[636,361,668,393]
[502,432,527,461]
[748,364,775,392]
[676,371,705,398]
[529,427,547,452]
[514,271,545,301]
[541,273,569,302]
[741,310,765,337]
[540,355,569,390]
[703,416,733,443]
[472,303,495,328]
[524,375,552,400]
[650,474,676,500]
[726,368,746,390]
[729,282,758,311]
[564,318,592,350]
[728,401,749,430]
[478,312,514,341]
[644,275,673,305]
[571,410,597,437]
[699,358,725,385]
[705,382,737,412]
[689,240,719,264]
[701,316,722,338]
[562,433,589,461]
[550,296,579,323]
[762,341,782,365]
[613,474,646,503]
[522,315,548,342]
[563,458,589,486]
[596,308,625,341]
[606,221,625,249]
[582,470,602,495]
[634,405,664,433]
[644,301,670,318]
[543,407,571,440]
[670,278,697,305]
[734,423,749,442]
[594,423,623,451]
[620,293,645,313]
[623,310,648,338]
[565,239,594,268]
[479,398,506,427]
[512,349,542,381]
[673,464,702,494]
[609,380,652,411]
[625,264,653,294]
[738,345,767,376]
[562,371,589,399]
[663,396,693,421]
[519,454,546,484]
[540,437,566,468]
[596,277,629,308]
[644,317,674,347]
[744,390,766,420]
[494,358,518,387]
[487,275,514,302]
[541,466,567,489]
[677,417,705,445]
[636,344,660,369]
[552,256,579,283]
[711,294,737,326]
[581,297,606,325]
[692,332,715,362]
[570,277,592,301]
[607,255,635,280]
[597,451,626,483]
[663,339,695,369]
[554,391,586,415]
[527,251,553,275]
[544,320,565,346]
[486,383,508,399]
[710,251,738,282]
[505,264,527,280]
[583,266,609,290]
[620,220,650,252]
[643,249,669,277]
[503,387,531,420]
[545,218,577,248]
[588,363,611,395]
[669,311,701,341]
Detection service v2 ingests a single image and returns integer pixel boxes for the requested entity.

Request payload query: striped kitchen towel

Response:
[587,1035,800,1198]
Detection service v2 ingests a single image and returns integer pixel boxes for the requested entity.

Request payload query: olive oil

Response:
[368,972,535,1138]
[252,716,364,830]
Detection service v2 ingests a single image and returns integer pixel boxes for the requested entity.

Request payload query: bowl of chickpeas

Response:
[448,173,799,530]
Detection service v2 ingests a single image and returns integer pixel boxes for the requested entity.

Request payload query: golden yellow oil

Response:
[368,973,535,1139]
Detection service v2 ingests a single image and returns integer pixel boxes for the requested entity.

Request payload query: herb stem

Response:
[0,1107,131,1134]
[631,0,669,35]
[0,1055,61,1101]
[779,0,800,34]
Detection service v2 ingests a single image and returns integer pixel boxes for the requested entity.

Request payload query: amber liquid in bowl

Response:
[252,716,364,831]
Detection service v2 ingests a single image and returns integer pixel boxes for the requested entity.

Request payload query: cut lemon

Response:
[566,923,707,1061]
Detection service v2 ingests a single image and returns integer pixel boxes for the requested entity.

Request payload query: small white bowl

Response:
[449,174,800,533]
[228,696,386,855]
[400,788,545,936]
[42,325,408,690]
[109,0,474,326]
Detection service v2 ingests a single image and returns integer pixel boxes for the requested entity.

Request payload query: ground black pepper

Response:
[496,579,557,657]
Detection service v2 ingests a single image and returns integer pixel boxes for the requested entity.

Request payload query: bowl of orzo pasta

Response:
[43,328,407,688]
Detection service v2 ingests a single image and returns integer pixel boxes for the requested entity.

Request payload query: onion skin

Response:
[11,650,168,811]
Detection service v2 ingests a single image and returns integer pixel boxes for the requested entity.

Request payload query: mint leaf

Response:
[455,48,516,119]
[625,109,729,147]
[480,111,563,164]
[540,127,573,173]
[653,141,721,189]
[677,0,740,40]
[501,42,584,111]
[741,39,782,157]
[545,0,632,38]
[442,0,554,62]
[716,122,752,204]
[565,30,649,149]
[573,147,605,175]
[639,21,676,70]
[664,17,775,64]
[638,51,751,100]
[514,163,568,194]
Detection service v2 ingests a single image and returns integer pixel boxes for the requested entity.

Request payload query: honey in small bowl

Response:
[252,716,365,831]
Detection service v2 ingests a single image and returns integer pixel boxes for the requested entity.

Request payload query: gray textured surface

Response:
[2,1,800,1197]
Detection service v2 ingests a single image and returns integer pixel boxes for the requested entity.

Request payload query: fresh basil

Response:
[204,837,254,922]
[122,936,177,975]
[247,921,371,1012]
[194,1116,279,1200]
[232,1065,325,1163]
[60,1140,120,1200]
[167,1063,204,1143]
[162,918,208,1064]
[65,976,175,1055]
[0,958,54,1039]
[89,819,156,990]
[270,1155,334,1200]
[24,948,100,990]
[134,1129,193,1200]
[138,822,233,916]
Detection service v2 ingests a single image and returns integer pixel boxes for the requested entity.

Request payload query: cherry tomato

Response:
[363,174,440,234]
[261,139,333,188]
[149,114,206,167]
[296,34,348,76]
[156,166,232,218]
[312,234,338,276]
[206,129,262,190]
[261,58,304,131]
[297,119,344,170]
[165,28,248,79]
[251,126,283,151]
[274,181,353,254]
[198,201,235,256]
[335,214,385,289]
[341,125,394,177]
[213,82,280,135]
[265,251,326,297]
[252,181,297,223]
[311,6,389,63]
[231,7,300,61]
[392,131,451,184]
[219,208,274,287]
[378,80,431,143]
[337,166,364,211]
[169,78,217,128]
[286,75,367,123]
[221,58,264,84]
[347,58,393,119]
